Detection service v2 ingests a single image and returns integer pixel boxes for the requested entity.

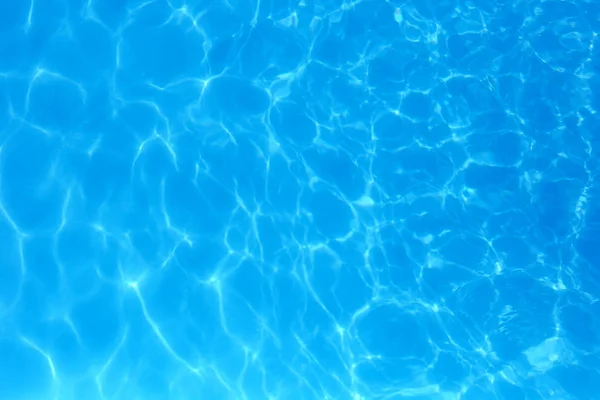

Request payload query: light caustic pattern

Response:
[0,0,599,399]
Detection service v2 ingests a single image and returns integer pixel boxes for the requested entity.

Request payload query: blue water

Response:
[1,0,599,399]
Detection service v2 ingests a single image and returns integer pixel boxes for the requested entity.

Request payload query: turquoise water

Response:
[1,0,599,399]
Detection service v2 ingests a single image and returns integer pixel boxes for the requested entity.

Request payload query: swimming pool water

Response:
[0,0,599,399]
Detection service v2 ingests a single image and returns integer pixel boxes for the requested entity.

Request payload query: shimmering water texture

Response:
[1,0,599,399]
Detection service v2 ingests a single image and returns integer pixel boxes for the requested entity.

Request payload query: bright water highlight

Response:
[0,0,599,399]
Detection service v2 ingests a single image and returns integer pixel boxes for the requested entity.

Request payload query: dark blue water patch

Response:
[43,21,115,82]
[308,250,371,319]
[237,22,306,78]
[372,241,417,289]
[27,75,87,132]
[463,164,520,190]
[44,321,88,377]
[252,215,288,261]
[370,159,420,199]
[442,194,492,228]
[120,20,207,87]
[548,156,589,182]
[559,303,599,352]
[534,0,582,25]
[312,30,363,68]
[206,35,245,74]
[487,273,558,361]
[238,363,268,400]
[0,0,29,33]
[535,179,582,238]
[89,0,129,30]
[443,75,502,115]
[581,0,600,25]
[400,91,434,121]
[590,79,600,112]
[340,0,396,41]
[12,281,56,339]
[562,120,596,159]
[371,111,416,148]
[404,54,448,92]
[70,284,121,355]
[424,309,475,355]
[527,102,560,134]
[466,130,527,166]
[367,47,414,104]
[129,143,178,193]
[488,8,525,39]
[199,0,253,39]
[0,229,21,309]
[423,0,458,22]
[163,172,233,237]
[492,236,536,269]
[430,351,469,387]
[355,304,434,378]
[280,282,330,338]
[399,0,437,20]
[549,364,600,400]
[0,127,64,231]
[577,264,600,303]
[543,72,588,115]
[226,257,272,314]
[518,57,552,98]
[445,32,484,62]
[488,29,522,54]
[472,188,528,217]
[0,0,66,70]
[20,236,62,297]
[577,221,600,274]
[202,76,270,119]
[83,150,132,210]
[268,262,307,332]
[439,136,469,164]
[485,209,533,239]
[136,275,219,353]
[302,146,363,200]
[133,364,172,400]
[329,75,372,116]
[527,31,588,73]
[447,279,497,328]
[271,101,317,147]
[304,187,354,238]
[57,255,103,301]
[113,99,169,137]
[494,74,524,111]
[0,11,30,69]
[221,287,270,344]
[421,260,481,301]
[0,337,53,399]
[395,145,456,186]
[55,222,104,272]
[229,260,273,310]
[405,208,461,238]
[287,332,347,387]
[491,131,528,166]
[91,238,121,282]
[578,353,600,381]
[265,159,303,215]
[196,140,265,202]
[469,108,514,133]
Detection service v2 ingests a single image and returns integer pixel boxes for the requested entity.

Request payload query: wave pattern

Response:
[0,0,599,399]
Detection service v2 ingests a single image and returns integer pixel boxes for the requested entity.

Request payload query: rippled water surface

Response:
[0,0,599,399]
